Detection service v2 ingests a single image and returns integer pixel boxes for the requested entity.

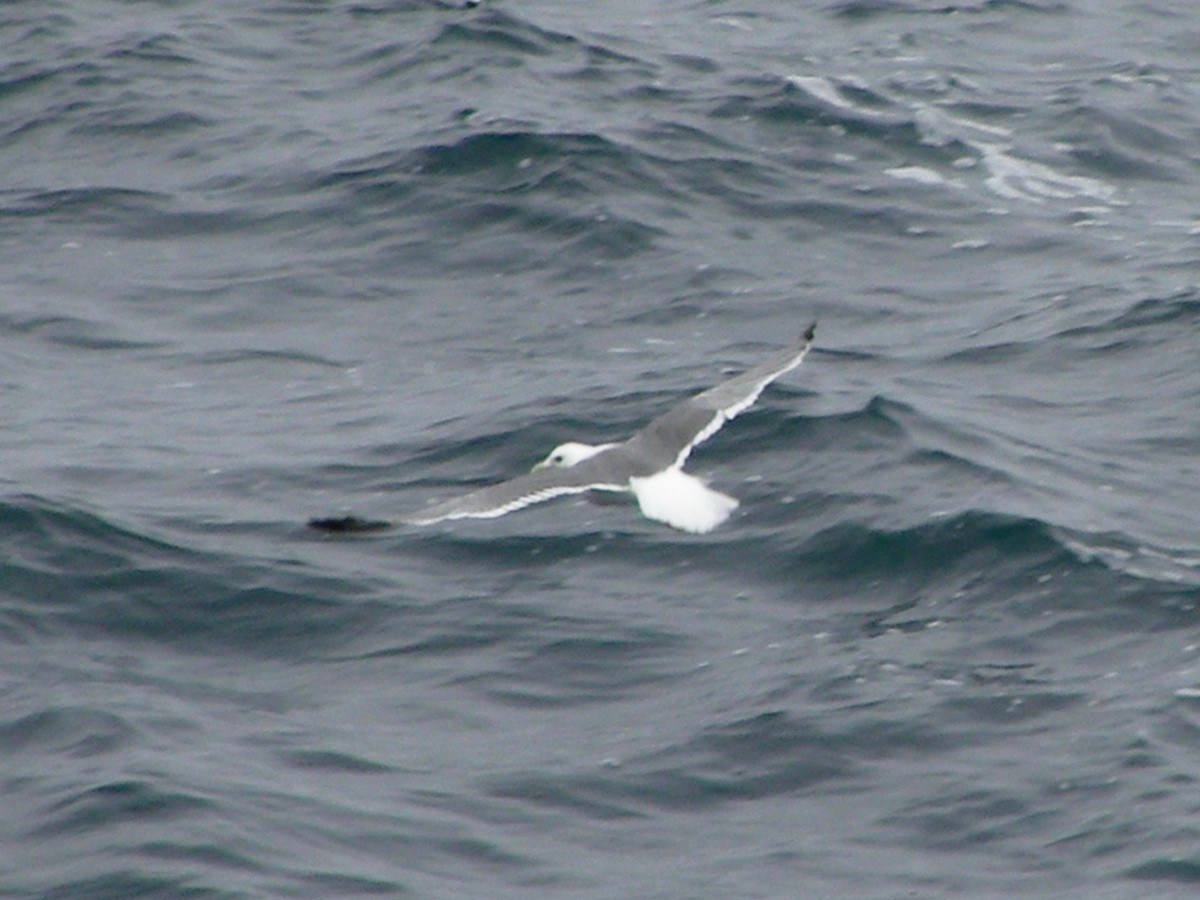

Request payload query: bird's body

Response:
[310,323,815,535]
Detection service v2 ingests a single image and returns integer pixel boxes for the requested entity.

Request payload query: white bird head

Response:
[533,441,611,470]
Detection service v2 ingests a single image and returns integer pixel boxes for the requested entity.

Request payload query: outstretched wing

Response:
[620,322,816,470]
[401,452,629,525]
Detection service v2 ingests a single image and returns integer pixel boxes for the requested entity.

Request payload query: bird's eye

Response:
[552,455,563,464]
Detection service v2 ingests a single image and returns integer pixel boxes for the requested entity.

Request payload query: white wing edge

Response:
[403,481,628,525]
[673,326,816,467]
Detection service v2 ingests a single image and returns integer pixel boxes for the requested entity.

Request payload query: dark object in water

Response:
[307,515,392,533]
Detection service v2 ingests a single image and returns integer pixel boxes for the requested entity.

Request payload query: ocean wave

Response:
[0,495,390,656]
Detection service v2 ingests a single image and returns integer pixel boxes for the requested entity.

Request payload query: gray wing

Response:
[620,322,816,470]
[401,450,630,525]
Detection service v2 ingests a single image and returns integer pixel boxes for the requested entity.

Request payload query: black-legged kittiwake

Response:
[309,322,816,535]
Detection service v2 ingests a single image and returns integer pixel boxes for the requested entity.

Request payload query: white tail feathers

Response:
[629,468,738,534]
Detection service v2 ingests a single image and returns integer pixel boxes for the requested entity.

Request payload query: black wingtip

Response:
[307,515,393,534]
[803,321,817,342]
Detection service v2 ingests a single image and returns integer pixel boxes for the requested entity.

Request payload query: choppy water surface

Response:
[3,1,1200,896]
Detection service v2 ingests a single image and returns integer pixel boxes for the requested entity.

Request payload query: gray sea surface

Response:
[3,1,1200,897]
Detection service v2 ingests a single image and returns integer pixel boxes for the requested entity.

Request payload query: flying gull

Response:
[310,322,816,535]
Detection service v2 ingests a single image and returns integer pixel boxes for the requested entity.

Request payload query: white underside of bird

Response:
[531,440,738,534]
[627,467,739,534]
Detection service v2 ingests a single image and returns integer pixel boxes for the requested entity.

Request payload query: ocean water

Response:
[3,0,1200,896]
